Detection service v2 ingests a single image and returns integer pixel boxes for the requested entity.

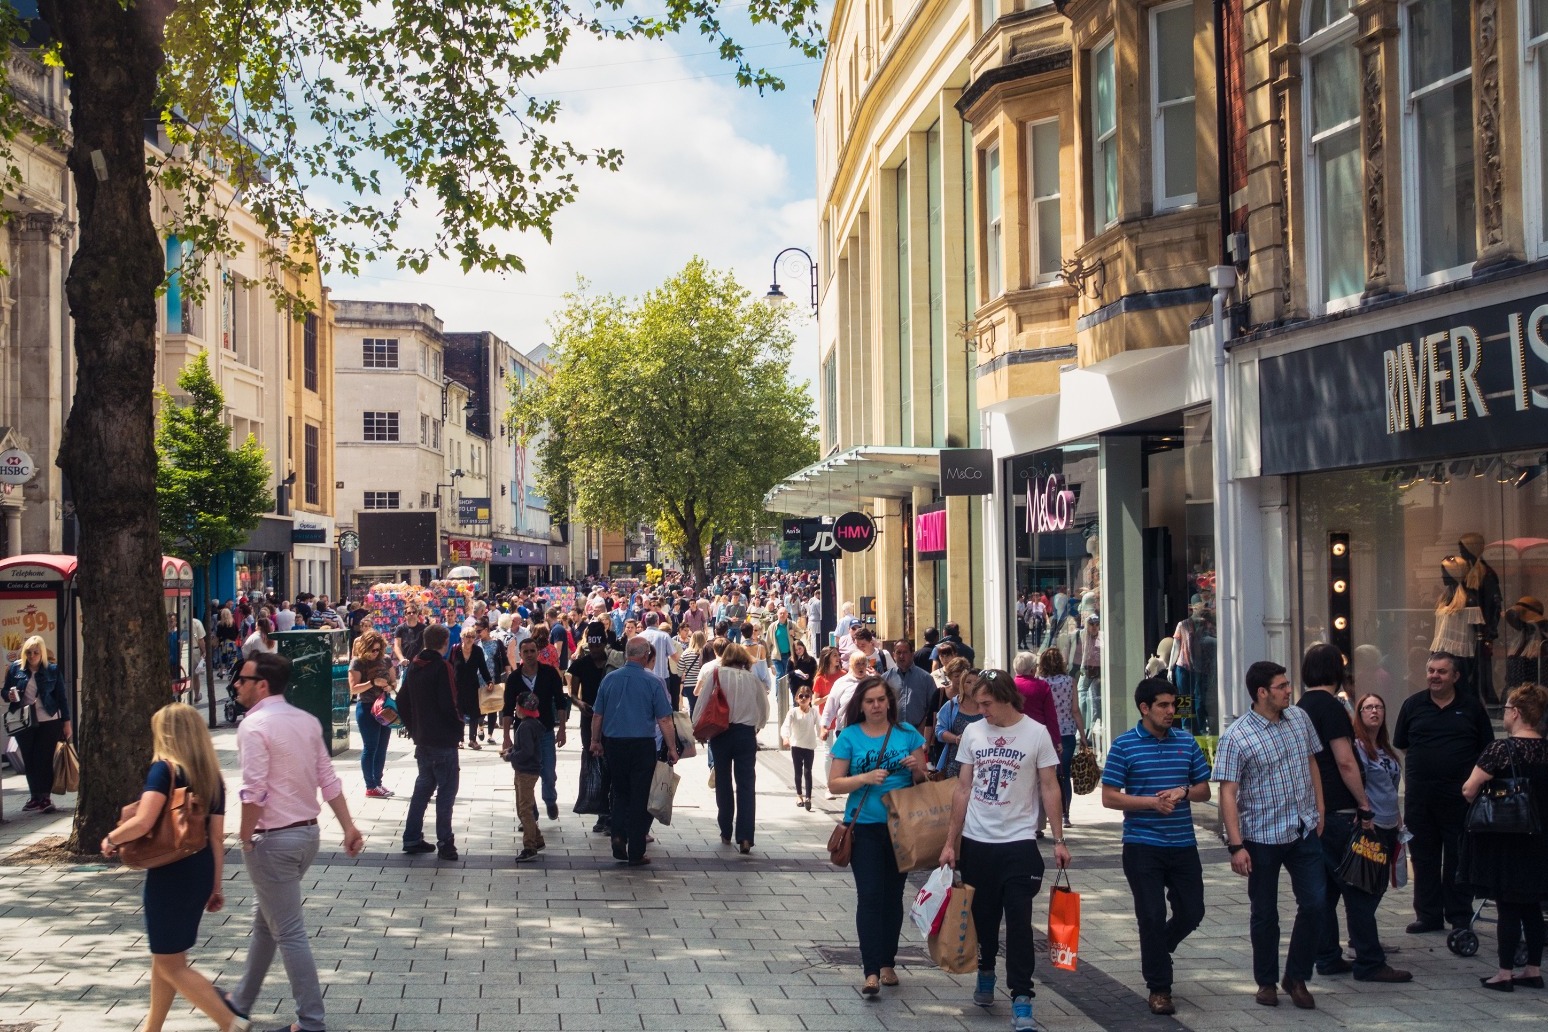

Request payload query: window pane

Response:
[1102,140,1118,227]
[1094,44,1115,136]
[1408,0,1471,86]
[1037,197,1062,277]
[1319,124,1364,301]
[1155,6,1194,104]
[1415,80,1476,274]
[1311,44,1358,134]
[1032,121,1059,196]
[1307,0,1353,35]
[1162,102,1196,198]
[1535,0,1548,37]
[986,147,1001,221]
[1540,50,1548,238]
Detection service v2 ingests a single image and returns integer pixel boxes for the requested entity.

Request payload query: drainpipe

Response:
[1214,0,1233,268]
[1210,264,1237,733]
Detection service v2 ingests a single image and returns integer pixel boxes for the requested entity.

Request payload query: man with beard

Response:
[1102,678,1212,1016]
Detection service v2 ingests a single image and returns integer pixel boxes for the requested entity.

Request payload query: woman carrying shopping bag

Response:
[100,702,248,1032]
[828,676,929,998]
[938,668,1069,1032]
[4,635,72,813]
[690,642,768,853]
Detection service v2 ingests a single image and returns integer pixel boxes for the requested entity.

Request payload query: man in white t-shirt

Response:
[639,612,678,683]
[273,602,297,633]
[939,668,1069,1032]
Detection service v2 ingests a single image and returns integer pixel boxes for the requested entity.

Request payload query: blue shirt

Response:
[832,722,927,825]
[593,662,672,738]
[1102,722,1212,846]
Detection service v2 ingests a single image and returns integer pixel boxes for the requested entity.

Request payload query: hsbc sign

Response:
[0,449,36,484]
[939,448,994,496]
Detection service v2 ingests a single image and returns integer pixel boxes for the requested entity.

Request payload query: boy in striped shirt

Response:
[1102,677,1212,1016]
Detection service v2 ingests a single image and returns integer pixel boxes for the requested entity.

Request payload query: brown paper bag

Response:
[53,741,80,794]
[883,778,956,872]
[929,877,977,974]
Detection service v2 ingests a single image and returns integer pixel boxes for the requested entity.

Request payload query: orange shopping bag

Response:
[1046,869,1080,971]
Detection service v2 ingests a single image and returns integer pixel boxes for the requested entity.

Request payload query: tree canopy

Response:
[512,259,817,583]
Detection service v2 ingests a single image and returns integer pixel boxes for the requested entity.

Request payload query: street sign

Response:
[0,448,36,485]
[833,511,878,553]
[940,448,994,496]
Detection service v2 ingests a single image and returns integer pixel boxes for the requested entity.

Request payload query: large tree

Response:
[511,259,818,584]
[155,351,272,724]
[0,0,822,849]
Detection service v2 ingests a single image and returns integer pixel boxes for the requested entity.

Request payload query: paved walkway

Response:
[1,716,1545,1032]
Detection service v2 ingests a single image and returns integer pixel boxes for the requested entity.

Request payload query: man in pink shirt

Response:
[230,653,364,1032]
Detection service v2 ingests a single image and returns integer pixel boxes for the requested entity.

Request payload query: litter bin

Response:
[273,629,351,755]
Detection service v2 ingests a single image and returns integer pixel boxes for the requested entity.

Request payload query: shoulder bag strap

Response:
[843,724,896,830]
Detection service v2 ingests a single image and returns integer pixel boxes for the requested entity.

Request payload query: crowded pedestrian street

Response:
[1,716,1543,1032]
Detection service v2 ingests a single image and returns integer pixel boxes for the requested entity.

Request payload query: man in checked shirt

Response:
[229,652,364,1032]
[1213,660,1326,1012]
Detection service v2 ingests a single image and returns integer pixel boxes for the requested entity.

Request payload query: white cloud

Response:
[333,32,822,394]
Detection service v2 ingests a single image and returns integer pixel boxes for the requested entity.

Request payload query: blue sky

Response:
[334,6,826,399]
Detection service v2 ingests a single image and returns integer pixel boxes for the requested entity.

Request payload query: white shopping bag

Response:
[909,864,956,939]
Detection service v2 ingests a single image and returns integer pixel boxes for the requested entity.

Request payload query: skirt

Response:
[143,845,215,955]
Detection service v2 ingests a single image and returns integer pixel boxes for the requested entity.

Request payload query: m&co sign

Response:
[1026,474,1075,534]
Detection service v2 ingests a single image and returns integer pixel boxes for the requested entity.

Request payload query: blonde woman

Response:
[350,630,396,797]
[4,634,72,812]
[101,703,246,1032]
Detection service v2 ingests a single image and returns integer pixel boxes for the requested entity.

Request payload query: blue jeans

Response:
[1077,667,1100,728]
[536,727,558,807]
[711,723,758,844]
[1245,832,1326,988]
[849,822,907,976]
[404,744,459,848]
[1056,733,1075,817]
[356,701,392,789]
[1316,813,1389,976]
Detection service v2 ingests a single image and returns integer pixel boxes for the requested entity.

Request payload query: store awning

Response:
[764,446,943,517]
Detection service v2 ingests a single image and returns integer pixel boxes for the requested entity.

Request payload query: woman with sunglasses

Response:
[350,630,396,797]
[827,676,928,997]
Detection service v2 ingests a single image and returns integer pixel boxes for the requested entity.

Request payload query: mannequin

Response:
[1431,555,1485,700]
[1169,599,1216,732]
[1504,597,1547,692]
[1457,533,1504,704]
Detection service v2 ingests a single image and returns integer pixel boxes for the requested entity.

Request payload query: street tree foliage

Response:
[155,351,272,722]
[0,0,823,848]
[512,260,817,584]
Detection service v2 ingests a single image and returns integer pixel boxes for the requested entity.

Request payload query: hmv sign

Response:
[939,448,994,496]
[833,511,878,553]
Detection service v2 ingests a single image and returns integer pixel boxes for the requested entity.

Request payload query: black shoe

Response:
[591,818,609,834]
[515,848,540,863]
[547,802,559,820]
[1512,975,1545,988]
[1480,977,1515,992]
[611,836,627,861]
[402,840,435,854]
[1317,958,1353,976]
[1406,920,1444,934]
[626,857,652,867]
[437,844,459,861]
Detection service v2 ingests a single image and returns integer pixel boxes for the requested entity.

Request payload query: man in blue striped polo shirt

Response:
[1102,677,1212,1016]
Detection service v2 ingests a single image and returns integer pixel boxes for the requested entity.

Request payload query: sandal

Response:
[861,975,880,998]
[879,968,899,986]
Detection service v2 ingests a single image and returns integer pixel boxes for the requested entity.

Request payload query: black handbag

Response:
[1465,739,1541,836]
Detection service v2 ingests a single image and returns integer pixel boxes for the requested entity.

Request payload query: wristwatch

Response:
[1357,807,1374,821]
[1052,837,1066,845]
[1228,843,1246,854]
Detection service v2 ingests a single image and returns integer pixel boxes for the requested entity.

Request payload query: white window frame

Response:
[1303,6,1364,314]
[363,491,400,510]
[984,143,1003,299]
[1027,118,1063,284]
[1523,0,1548,258]
[1150,1,1198,210]
[362,337,399,368]
[1091,35,1118,234]
[363,411,399,443]
[1399,0,1476,288]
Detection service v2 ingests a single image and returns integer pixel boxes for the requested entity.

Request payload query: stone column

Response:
[1472,0,1526,270]
[1355,1,1401,297]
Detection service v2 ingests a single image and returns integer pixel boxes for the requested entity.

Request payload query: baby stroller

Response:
[1448,898,1531,966]
[222,670,248,726]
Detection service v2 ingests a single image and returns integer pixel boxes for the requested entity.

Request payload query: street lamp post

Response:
[764,247,818,314]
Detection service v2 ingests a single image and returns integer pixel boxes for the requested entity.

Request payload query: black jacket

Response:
[397,649,463,748]
[502,663,568,731]
[452,641,491,696]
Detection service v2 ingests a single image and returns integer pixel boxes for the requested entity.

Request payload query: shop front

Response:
[291,513,334,598]
[446,536,493,584]
[489,538,548,590]
[1255,275,1548,717]
[200,515,291,603]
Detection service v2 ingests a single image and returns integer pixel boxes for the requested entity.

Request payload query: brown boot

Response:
[1280,978,1315,1009]
[1254,985,1278,1007]
[1148,991,1176,1015]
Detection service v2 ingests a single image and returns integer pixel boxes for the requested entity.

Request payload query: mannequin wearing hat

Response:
[1431,555,1488,701]
[1505,597,1548,690]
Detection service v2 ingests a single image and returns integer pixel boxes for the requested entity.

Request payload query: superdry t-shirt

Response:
[956,715,1059,843]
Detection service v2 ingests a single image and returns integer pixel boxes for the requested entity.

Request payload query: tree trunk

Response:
[41,0,176,851]
[682,524,708,587]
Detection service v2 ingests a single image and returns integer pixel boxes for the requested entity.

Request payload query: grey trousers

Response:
[232,824,324,1031]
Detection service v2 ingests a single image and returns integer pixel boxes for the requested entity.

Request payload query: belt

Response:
[255,818,318,833]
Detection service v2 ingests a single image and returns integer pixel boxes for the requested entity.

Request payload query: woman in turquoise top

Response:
[828,675,928,998]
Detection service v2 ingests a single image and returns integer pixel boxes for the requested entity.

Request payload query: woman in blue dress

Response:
[101,703,248,1032]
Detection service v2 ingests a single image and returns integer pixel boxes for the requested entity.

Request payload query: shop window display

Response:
[1297,453,1548,714]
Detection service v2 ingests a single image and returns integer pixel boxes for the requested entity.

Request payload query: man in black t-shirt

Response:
[501,637,570,823]
[568,623,613,833]
[1294,644,1409,983]
[1394,652,1494,933]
